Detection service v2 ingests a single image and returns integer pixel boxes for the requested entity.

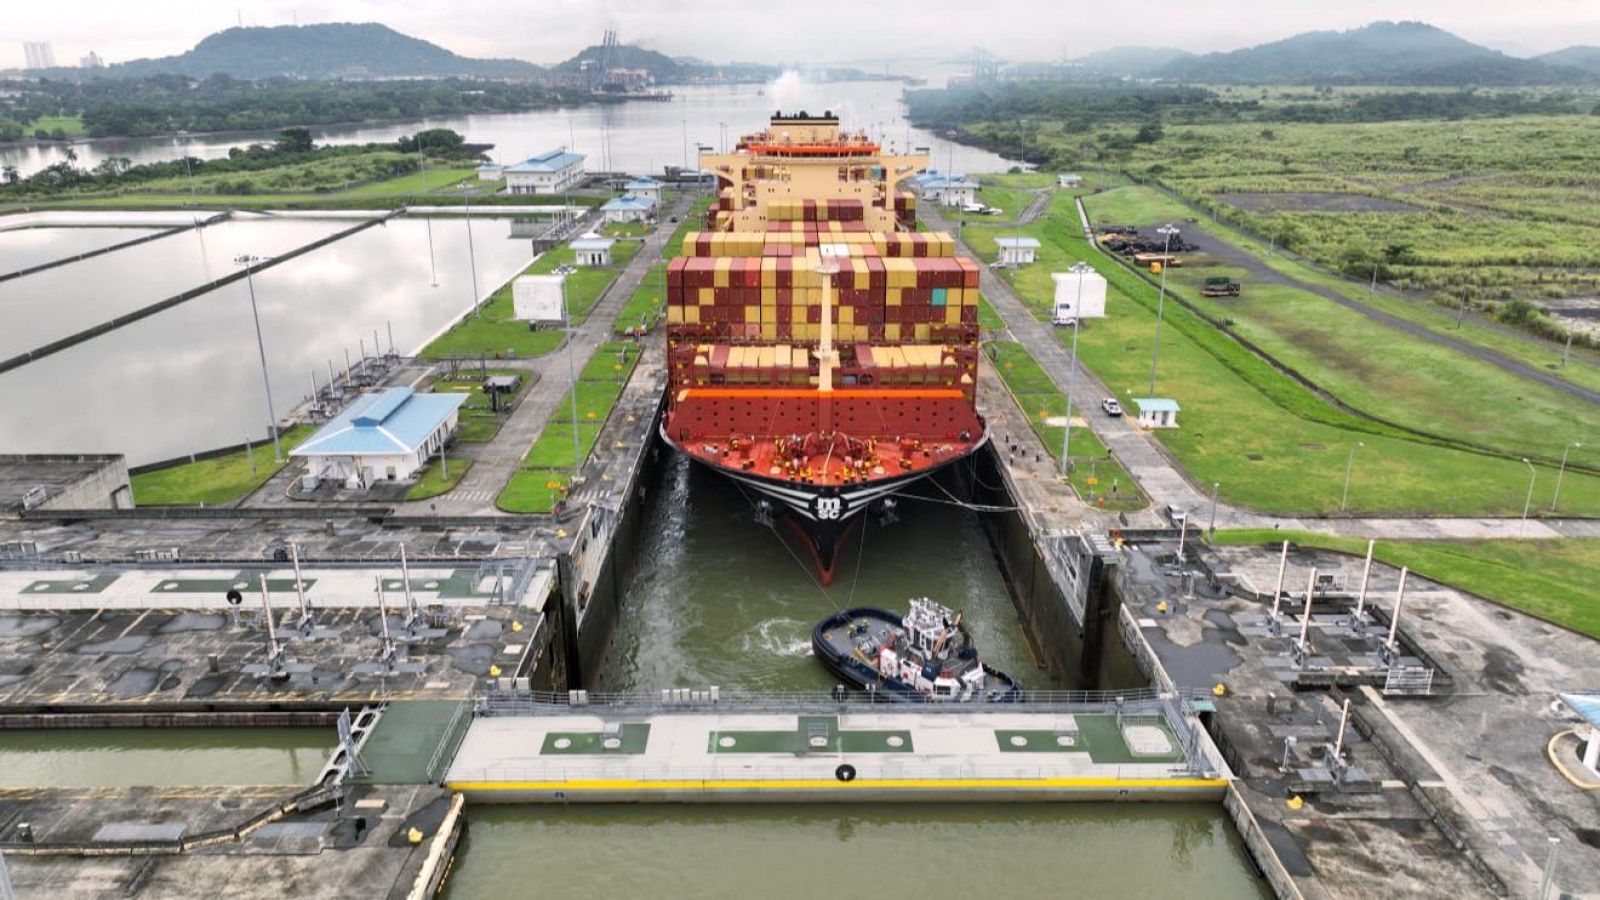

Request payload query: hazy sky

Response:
[7,0,1599,70]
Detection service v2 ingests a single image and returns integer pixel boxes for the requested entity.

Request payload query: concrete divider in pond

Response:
[445,692,1228,803]
[0,212,228,283]
[0,210,401,377]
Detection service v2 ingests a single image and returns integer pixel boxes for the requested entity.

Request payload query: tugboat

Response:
[812,597,1022,702]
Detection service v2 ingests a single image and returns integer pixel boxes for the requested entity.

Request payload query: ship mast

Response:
[815,247,844,393]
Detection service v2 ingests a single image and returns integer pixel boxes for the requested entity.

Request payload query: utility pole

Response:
[465,202,481,317]
[1340,442,1364,512]
[559,266,582,479]
[233,254,282,461]
[1148,224,1179,395]
[1552,442,1581,512]
[1520,458,1536,536]
[1208,482,1220,537]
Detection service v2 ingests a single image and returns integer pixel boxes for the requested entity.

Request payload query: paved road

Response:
[925,200,1600,541]
[397,195,691,515]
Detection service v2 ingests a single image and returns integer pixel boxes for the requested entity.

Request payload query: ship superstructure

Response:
[662,111,987,583]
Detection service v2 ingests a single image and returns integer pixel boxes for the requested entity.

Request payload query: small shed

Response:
[996,236,1041,266]
[570,232,616,267]
[601,194,657,224]
[1058,172,1083,188]
[1558,692,1600,777]
[292,388,466,489]
[1132,398,1180,429]
[624,177,663,204]
[476,163,503,181]
[1051,269,1108,319]
[513,274,567,322]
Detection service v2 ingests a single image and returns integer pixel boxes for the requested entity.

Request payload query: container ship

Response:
[662,111,987,584]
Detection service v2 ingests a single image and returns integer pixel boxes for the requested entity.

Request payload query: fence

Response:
[445,759,1214,787]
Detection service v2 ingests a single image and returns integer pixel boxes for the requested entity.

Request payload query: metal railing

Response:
[424,698,474,784]
[475,685,1213,717]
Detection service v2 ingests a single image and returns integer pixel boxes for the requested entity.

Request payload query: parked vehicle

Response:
[1101,398,1123,416]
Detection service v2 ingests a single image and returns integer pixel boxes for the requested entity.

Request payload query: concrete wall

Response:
[22,454,133,510]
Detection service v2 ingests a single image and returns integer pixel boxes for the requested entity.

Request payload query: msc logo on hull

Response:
[813,495,846,520]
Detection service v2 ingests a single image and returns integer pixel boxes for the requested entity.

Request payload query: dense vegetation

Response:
[0,74,592,140]
[0,127,479,198]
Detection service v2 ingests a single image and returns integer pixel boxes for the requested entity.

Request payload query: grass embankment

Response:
[130,425,316,506]
[612,194,715,334]
[421,229,642,360]
[497,342,641,513]
[404,458,473,501]
[1084,184,1600,403]
[27,115,87,137]
[962,191,1600,517]
[988,341,1145,510]
[428,367,531,443]
[1212,530,1600,640]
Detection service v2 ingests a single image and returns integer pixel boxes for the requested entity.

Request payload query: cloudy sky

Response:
[6,0,1599,69]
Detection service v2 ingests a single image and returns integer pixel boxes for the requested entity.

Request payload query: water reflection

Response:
[0,216,533,465]
[0,226,161,276]
[0,728,333,787]
[0,76,1017,180]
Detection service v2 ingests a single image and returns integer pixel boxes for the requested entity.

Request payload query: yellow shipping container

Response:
[761,322,778,340]
[886,323,901,341]
[839,306,853,325]
[945,305,961,325]
[762,304,777,323]
[791,306,806,324]
[682,231,700,255]
[685,307,700,324]
[698,287,714,305]
[667,306,684,324]
[886,287,902,306]
[914,324,930,341]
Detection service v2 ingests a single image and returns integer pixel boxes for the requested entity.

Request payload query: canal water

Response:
[0,75,1016,180]
[599,454,1043,692]
[0,727,331,787]
[0,225,161,277]
[443,804,1268,898]
[0,214,532,465]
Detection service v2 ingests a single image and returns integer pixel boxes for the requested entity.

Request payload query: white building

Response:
[1051,269,1108,320]
[623,177,663,205]
[513,274,568,322]
[292,388,466,490]
[996,236,1041,266]
[1132,398,1181,429]
[601,194,657,224]
[1058,172,1083,188]
[476,163,503,181]
[918,174,979,207]
[570,233,616,267]
[503,149,586,195]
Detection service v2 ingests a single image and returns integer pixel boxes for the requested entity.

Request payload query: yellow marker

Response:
[407,827,425,844]
[1156,601,1168,614]
[511,621,524,633]
[1286,795,1304,811]
[488,664,502,677]
[1212,683,1228,697]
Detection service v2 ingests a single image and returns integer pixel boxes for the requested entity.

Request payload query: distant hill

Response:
[1156,21,1586,85]
[112,23,543,80]
[1536,46,1600,74]
[1072,47,1194,78]
[554,43,682,79]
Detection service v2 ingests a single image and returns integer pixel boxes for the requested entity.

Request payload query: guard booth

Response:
[1131,398,1180,429]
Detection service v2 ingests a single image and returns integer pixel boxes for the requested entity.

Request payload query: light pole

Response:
[1208,481,1220,537]
[1148,223,1180,396]
[681,119,688,169]
[1520,458,1536,535]
[1060,261,1093,477]
[233,254,282,461]
[1538,836,1560,900]
[719,122,727,154]
[557,265,581,479]
[1340,441,1364,512]
[1551,441,1581,512]
[465,202,480,317]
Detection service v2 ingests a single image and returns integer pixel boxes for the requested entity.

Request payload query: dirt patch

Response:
[1217,192,1425,214]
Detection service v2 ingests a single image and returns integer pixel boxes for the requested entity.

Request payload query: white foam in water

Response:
[742,618,812,657]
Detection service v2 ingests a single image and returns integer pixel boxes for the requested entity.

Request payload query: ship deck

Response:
[669,428,981,489]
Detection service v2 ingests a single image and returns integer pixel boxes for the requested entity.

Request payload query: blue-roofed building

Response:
[292,387,467,489]
[914,172,979,207]
[601,193,657,224]
[623,177,662,205]
[503,148,586,195]
[1557,692,1600,777]
[1131,397,1181,429]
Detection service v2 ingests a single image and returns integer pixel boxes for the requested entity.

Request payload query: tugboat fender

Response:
[835,764,857,782]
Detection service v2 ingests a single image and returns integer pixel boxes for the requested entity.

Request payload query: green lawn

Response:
[964,192,1600,517]
[1082,183,1600,400]
[1212,530,1600,639]
[988,341,1145,510]
[977,295,1006,332]
[404,457,472,500]
[615,261,666,333]
[974,182,1034,222]
[421,238,640,360]
[662,194,715,259]
[28,114,87,137]
[338,166,479,197]
[428,367,529,442]
[130,425,316,506]
[497,342,640,513]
